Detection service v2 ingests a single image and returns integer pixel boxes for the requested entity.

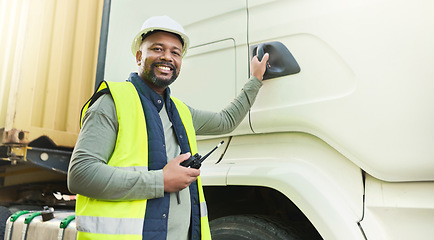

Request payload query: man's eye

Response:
[153,47,163,51]
[173,51,181,56]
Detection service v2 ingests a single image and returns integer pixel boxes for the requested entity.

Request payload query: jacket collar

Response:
[128,72,172,112]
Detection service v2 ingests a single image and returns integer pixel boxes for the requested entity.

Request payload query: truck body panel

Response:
[248,0,434,182]
[361,175,434,239]
[201,133,364,240]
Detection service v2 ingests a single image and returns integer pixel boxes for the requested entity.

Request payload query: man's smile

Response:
[153,63,175,75]
[157,65,172,72]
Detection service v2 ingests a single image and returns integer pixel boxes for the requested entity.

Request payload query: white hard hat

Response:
[131,16,189,56]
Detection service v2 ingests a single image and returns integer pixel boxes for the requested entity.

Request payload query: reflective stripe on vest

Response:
[76,215,143,235]
[76,82,211,240]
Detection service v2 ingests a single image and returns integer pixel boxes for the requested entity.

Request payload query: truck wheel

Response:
[0,206,12,240]
[210,215,302,240]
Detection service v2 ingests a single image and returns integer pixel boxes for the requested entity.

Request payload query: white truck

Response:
[2,0,434,239]
[103,0,434,239]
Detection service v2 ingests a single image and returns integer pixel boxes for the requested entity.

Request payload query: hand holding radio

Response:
[163,153,199,192]
[180,141,224,169]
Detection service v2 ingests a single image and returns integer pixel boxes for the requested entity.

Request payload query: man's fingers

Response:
[187,168,200,177]
[250,53,269,81]
[260,53,270,63]
[253,53,269,63]
[174,152,191,164]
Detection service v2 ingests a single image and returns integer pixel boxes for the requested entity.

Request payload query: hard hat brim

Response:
[131,27,189,57]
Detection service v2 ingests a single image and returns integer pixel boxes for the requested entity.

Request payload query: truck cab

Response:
[100,0,434,239]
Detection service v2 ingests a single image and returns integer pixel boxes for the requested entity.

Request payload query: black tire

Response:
[0,206,12,240]
[210,215,302,240]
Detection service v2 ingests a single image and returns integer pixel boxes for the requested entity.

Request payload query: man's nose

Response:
[160,50,172,61]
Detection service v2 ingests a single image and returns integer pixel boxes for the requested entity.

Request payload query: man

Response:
[67,16,269,240]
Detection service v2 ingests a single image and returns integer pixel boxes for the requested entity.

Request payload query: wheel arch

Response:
[200,132,365,240]
[204,185,322,239]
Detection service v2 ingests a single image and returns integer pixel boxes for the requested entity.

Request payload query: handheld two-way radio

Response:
[180,141,224,169]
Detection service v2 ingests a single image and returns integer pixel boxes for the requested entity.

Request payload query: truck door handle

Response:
[251,41,300,80]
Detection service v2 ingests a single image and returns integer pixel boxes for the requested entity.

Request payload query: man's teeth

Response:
[158,66,171,71]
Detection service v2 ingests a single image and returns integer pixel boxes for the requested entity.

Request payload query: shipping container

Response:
[0,0,103,215]
[0,0,103,148]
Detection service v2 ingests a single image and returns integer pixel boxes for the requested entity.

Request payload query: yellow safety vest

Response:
[75,81,211,240]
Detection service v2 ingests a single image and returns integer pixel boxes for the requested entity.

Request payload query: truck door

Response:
[247,0,356,136]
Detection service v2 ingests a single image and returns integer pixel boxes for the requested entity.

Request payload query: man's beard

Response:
[143,62,178,88]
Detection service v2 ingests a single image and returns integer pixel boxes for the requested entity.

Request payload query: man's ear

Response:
[136,50,142,66]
